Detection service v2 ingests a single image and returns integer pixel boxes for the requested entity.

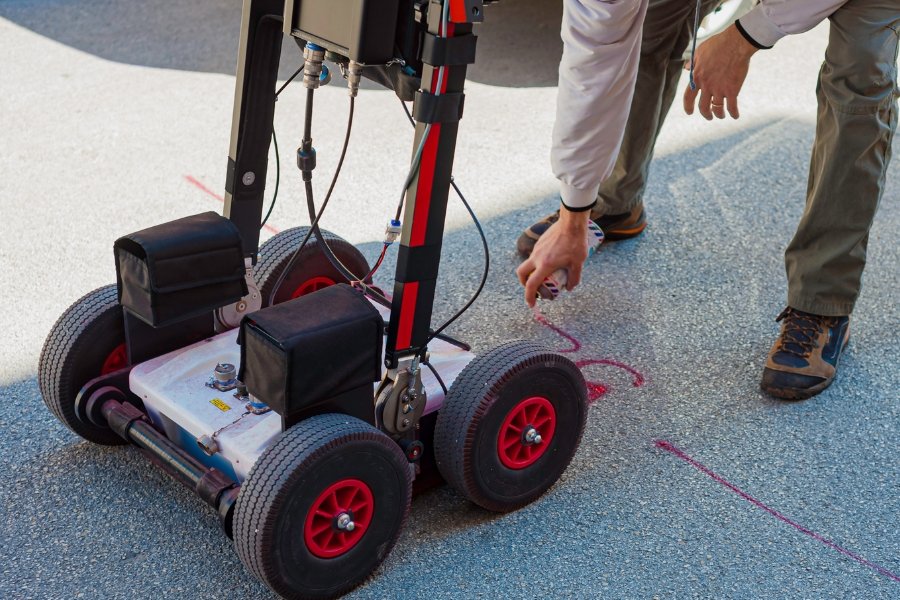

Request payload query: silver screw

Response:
[336,513,355,532]
[401,418,410,428]
[524,427,543,445]
[242,171,256,186]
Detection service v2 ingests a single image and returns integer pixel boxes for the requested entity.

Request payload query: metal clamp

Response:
[215,258,263,331]
[375,357,427,434]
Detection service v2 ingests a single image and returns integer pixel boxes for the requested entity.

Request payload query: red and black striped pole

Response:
[385,0,481,368]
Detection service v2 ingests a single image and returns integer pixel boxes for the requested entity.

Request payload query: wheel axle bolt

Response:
[336,513,355,532]
[524,427,542,445]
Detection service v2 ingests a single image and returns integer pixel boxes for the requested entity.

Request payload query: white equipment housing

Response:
[130,300,474,481]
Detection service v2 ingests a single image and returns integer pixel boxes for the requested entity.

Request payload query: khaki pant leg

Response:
[785,0,899,316]
[596,0,719,214]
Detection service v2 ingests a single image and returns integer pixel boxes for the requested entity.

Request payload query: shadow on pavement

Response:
[8,116,899,597]
[0,0,562,87]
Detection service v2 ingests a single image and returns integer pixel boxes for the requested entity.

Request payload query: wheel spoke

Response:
[501,434,520,451]
[337,486,354,509]
[310,520,331,536]
[513,444,527,461]
[321,530,335,549]
[514,408,528,428]
[334,531,347,547]
[525,403,538,424]
[326,491,341,512]
[534,415,552,429]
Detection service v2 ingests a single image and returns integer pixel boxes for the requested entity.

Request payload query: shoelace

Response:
[775,308,836,358]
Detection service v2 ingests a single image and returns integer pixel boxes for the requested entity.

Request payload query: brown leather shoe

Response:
[760,307,850,400]
[516,203,647,258]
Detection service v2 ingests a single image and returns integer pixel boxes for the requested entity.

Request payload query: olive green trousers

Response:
[598,0,899,316]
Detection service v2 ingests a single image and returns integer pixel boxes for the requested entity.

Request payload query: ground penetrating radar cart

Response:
[39,1,588,597]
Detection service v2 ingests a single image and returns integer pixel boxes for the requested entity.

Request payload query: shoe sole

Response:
[599,220,648,241]
[760,376,834,401]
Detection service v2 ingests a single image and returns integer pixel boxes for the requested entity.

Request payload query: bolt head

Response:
[336,513,355,531]
[524,427,543,445]
[242,171,256,186]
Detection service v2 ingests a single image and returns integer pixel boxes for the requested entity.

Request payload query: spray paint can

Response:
[536,220,605,300]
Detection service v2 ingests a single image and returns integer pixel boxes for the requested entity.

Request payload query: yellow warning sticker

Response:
[210,398,231,412]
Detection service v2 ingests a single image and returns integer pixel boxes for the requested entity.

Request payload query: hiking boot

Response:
[516,202,646,258]
[760,307,850,400]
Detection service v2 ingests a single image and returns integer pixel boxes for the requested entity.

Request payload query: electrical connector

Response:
[303,43,326,89]
[384,219,402,244]
[347,60,363,98]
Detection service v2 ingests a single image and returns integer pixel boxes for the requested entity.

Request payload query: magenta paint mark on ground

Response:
[532,310,645,402]
[655,439,900,583]
[575,358,645,403]
[575,358,646,388]
[581,378,608,402]
[532,309,580,353]
[184,175,280,235]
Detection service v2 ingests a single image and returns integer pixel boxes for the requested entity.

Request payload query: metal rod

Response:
[101,399,234,509]
[128,422,208,490]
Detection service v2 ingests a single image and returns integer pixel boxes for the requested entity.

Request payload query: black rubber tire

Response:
[255,227,371,307]
[433,340,588,512]
[37,285,128,446]
[233,414,412,600]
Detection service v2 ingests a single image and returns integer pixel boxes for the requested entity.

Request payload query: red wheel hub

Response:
[304,478,374,558]
[100,343,128,375]
[291,276,336,299]
[497,396,556,469]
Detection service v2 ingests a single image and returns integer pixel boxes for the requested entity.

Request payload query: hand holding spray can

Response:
[536,221,605,300]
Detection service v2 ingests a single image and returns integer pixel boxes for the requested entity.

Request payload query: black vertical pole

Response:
[223,0,286,259]
[385,0,480,368]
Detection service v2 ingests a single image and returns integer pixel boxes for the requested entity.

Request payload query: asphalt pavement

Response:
[1,1,898,599]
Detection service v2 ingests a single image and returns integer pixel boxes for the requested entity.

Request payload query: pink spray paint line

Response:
[183,175,280,235]
[532,309,580,353]
[532,309,645,402]
[655,439,900,584]
[576,358,645,402]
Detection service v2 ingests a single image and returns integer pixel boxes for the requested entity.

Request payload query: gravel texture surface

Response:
[1,1,897,599]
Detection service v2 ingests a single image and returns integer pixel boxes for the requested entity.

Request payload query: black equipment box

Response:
[284,0,399,64]
[114,212,247,327]
[239,284,383,425]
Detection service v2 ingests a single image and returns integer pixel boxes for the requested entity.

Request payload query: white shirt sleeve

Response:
[738,0,850,49]
[551,0,649,210]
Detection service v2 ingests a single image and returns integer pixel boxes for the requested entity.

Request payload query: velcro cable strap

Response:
[421,34,478,66]
[395,245,442,283]
[413,91,465,124]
